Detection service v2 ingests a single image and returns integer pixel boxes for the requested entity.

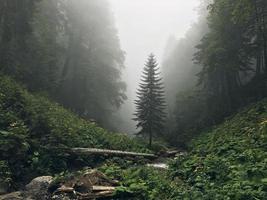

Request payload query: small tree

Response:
[134,54,166,146]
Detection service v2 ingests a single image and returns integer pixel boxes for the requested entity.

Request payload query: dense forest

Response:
[0,0,267,199]
[163,0,267,147]
[0,0,126,130]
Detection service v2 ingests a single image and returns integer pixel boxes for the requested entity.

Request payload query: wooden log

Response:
[70,148,158,159]
[92,186,115,191]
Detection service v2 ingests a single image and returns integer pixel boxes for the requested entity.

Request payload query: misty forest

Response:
[0,0,267,199]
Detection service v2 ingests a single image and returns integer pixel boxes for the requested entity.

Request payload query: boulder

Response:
[25,176,53,200]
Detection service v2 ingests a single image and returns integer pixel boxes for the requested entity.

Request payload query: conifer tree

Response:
[134,54,166,146]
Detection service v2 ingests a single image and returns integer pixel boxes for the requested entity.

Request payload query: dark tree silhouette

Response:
[134,54,166,146]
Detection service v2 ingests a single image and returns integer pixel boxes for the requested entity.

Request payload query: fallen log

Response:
[92,186,115,191]
[70,148,158,159]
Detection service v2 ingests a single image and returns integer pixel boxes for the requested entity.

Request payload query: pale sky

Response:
[109,0,200,133]
[110,0,199,96]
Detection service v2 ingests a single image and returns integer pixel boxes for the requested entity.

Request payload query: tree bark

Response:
[149,126,152,147]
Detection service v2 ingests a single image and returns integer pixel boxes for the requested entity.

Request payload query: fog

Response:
[109,0,200,133]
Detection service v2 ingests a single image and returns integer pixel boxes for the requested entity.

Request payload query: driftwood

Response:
[70,148,158,159]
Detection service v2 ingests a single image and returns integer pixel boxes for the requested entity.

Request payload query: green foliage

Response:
[100,164,178,200]
[2,74,266,199]
[0,161,12,192]
[96,98,267,199]
[169,99,267,199]
[0,76,148,189]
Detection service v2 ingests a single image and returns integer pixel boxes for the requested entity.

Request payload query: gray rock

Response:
[25,176,53,200]
[0,192,23,200]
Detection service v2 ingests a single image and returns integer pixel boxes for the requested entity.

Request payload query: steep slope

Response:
[1,74,267,199]
[169,99,267,199]
[0,75,148,190]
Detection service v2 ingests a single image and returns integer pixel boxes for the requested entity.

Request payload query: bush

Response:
[100,164,179,200]
[169,99,267,199]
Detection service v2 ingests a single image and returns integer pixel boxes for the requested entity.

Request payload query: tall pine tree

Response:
[134,54,166,146]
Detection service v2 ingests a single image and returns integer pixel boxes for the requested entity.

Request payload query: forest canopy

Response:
[162,0,267,146]
[0,0,126,130]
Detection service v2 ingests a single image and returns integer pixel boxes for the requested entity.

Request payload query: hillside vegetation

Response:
[0,76,148,190]
[0,75,267,199]
[102,99,267,199]
[169,99,267,199]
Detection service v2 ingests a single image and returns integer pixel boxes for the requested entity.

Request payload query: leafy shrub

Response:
[169,100,267,199]
[0,161,12,193]
[100,164,179,200]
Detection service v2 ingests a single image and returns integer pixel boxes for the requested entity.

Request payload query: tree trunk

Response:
[263,36,267,74]
[254,1,267,75]
[149,125,152,147]
[256,54,262,76]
